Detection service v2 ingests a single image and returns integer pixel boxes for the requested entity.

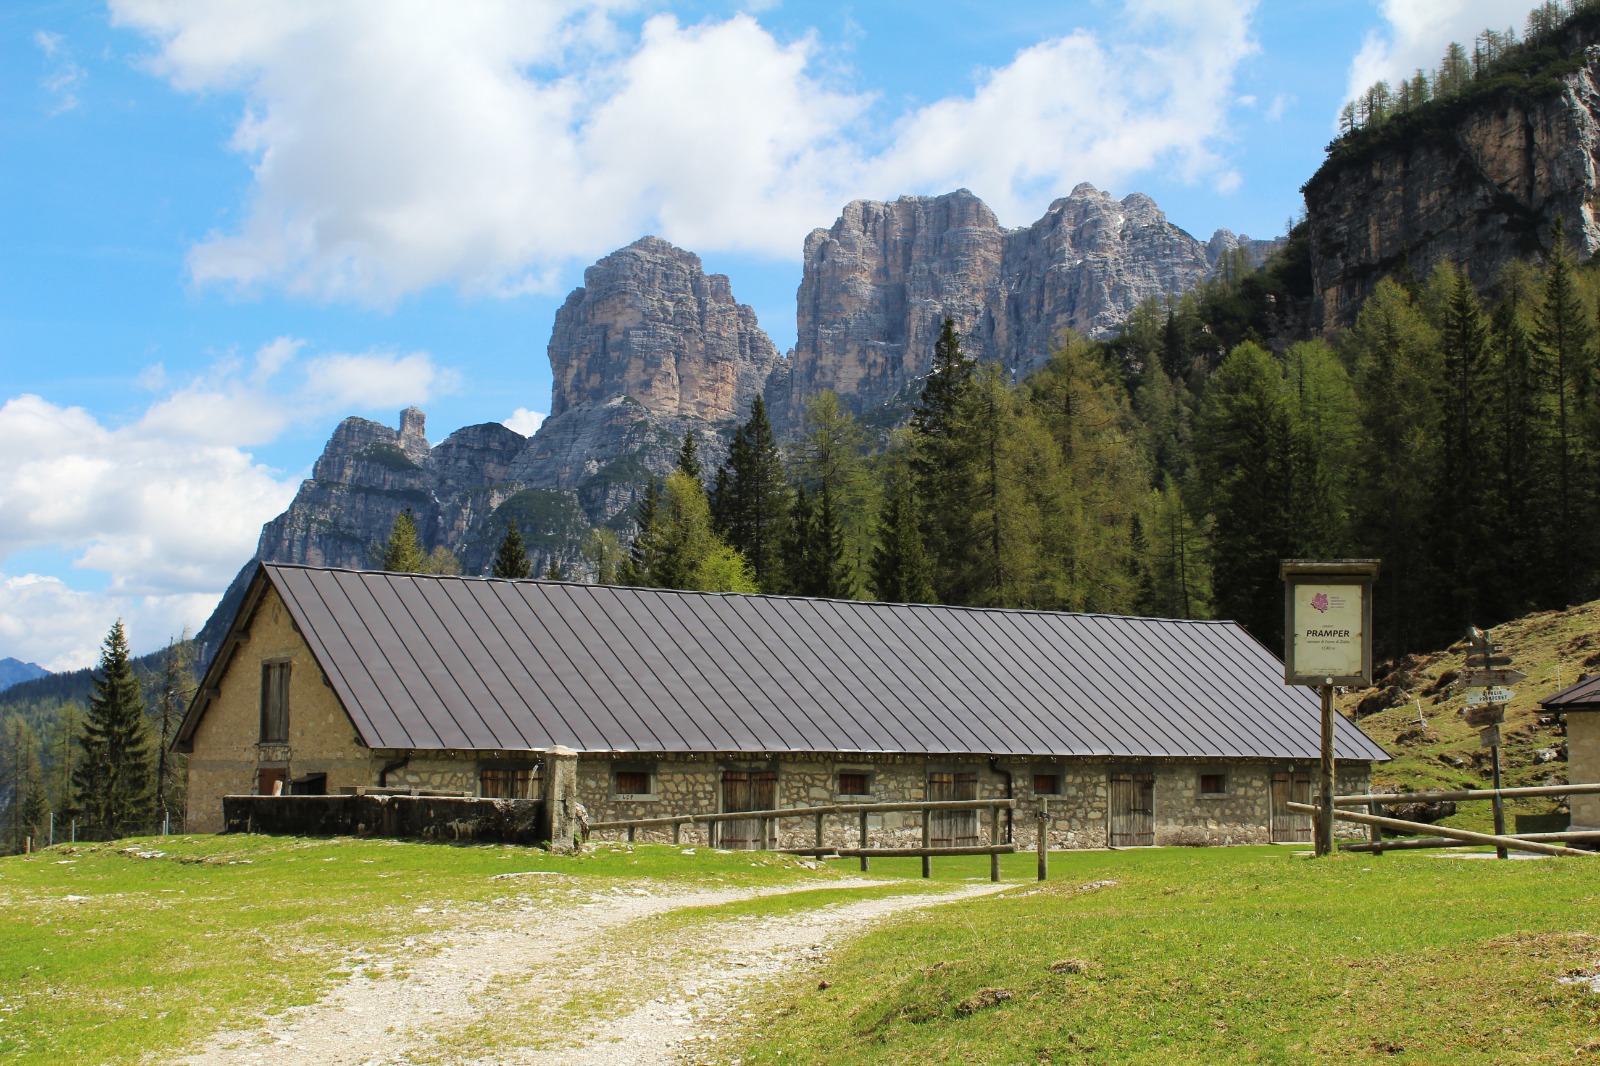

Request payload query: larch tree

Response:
[493,520,534,579]
[73,620,153,837]
[153,634,195,828]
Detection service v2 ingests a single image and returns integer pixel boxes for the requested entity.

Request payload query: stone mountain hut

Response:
[175,564,1389,848]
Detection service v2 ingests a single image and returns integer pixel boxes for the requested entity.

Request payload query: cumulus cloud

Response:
[504,408,546,436]
[0,339,458,665]
[34,30,86,114]
[111,0,1260,302]
[1344,0,1536,112]
[0,572,218,672]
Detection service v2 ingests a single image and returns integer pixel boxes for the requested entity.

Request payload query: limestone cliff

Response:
[771,185,1215,427]
[549,236,779,421]
[1303,40,1600,329]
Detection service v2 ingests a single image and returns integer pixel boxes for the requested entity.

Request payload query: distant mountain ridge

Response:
[0,657,47,692]
[196,185,1272,664]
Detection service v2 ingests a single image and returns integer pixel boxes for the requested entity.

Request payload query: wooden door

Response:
[1270,772,1313,843]
[928,771,978,846]
[719,770,777,849]
[1109,772,1155,847]
[257,768,286,796]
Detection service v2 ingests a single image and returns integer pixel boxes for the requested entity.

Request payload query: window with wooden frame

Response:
[259,661,290,744]
[480,765,540,800]
[613,768,654,797]
[1032,773,1061,796]
[836,771,871,796]
[1199,771,1228,796]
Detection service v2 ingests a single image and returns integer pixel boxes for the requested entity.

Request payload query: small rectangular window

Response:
[1033,773,1060,796]
[837,772,870,796]
[481,766,539,799]
[260,662,290,743]
[614,770,652,796]
[1199,772,1227,796]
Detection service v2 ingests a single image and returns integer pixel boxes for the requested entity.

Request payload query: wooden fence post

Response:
[1037,798,1049,882]
[1367,801,1383,856]
[921,813,932,878]
[761,817,771,851]
[627,825,636,843]
[814,811,825,855]
[859,809,870,872]
[672,820,681,846]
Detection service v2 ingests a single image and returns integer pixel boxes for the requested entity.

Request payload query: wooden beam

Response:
[835,845,1017,858]
[1341,831,1600,853]
[1284,801,1592,857]
[1333,783,1600,805]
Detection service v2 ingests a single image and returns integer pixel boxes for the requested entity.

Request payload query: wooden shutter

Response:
[1270,772,1313,843]
[1109,772,1155,847]
[259,662,290,743]
[928,771,978,847]
[719,770,776,849]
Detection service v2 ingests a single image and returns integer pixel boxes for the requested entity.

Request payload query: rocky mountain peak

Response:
[548,234,780,423]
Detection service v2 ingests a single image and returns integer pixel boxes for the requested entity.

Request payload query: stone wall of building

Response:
[575,752,1372,850]
[1568,712,1600,829]
[186,585,380,832]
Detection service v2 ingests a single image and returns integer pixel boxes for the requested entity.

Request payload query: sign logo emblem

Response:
[1310,592,1329,613]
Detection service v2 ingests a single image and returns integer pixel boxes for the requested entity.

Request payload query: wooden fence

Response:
[1292,782,1600,859]
[586,798,1023,881]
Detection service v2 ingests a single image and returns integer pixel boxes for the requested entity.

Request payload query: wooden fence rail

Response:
[1332,783,1600,806]
[585,798,1025,881]
[1284,800,1594,858]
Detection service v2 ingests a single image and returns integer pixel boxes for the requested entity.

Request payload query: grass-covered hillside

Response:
[1339,598,1598,834]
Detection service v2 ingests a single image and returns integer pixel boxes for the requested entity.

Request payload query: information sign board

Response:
[1280,561,1380,686]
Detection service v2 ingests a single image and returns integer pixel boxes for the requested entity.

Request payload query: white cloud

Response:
[504,407,546,436]
[305,351,460,410]
[0,339,459,666]
[112,0,1261,302]
[34,30,86,114]
[0,573,217,672]
[1344,0,1535,112]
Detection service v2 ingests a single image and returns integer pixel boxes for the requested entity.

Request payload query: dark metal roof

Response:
[179,563,1389,761]
[1541,673,1600,711]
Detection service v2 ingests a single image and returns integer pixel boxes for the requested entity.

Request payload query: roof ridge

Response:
[257,562,1237,626]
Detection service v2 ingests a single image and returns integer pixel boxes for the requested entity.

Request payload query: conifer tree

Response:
[583,527,624,585]
[1531,221,1596,606]
[1141,477,1211,619]
[1431,264,1496,626]
[793,480,855,598]
[620,478,662,586]
[380,509,430,573]
[677,430,702,481]
[650,471,755,592]
[794,392,872,585]
[911,318,978,600]
[870,472,935,603]
[712,397,789,590]
[543,557,567,580]
[1345,279,1445,653]
[153,634,194,828]
[782,486,816,595]
[73,620,153,836]
[1194,342,1297,645]
[1487,260,1547,619]
[492,520,534,579]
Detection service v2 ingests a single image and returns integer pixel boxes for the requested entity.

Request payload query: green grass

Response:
[725,847,1600,1066]
[0,834,840,1065]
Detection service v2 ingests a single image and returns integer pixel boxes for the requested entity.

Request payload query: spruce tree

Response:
[1431,264,1496,626]
[712,397,789,590]
[73,620,153,837]
[911,318,978,600]
[543,557,567,581]
[620,478,662,586]
[783,486,816,594]
[794,480,855,598]
[1530,221,1596,606]
[870,474,935,603]
[493,520,533,579]
[677,430,702,481]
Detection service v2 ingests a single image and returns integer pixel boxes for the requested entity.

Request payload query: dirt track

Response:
[175,876,1010,1066]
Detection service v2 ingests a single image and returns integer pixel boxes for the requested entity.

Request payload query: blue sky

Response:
[0,0,1540,668]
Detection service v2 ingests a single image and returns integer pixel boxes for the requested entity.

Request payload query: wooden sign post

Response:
[1281,560,1380,857]
[1463,627,1513,858]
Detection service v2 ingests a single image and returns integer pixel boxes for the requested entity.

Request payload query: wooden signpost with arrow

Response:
[1458,627,1522,859]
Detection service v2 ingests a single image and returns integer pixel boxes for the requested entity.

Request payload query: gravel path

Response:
[176,875,1010,1066]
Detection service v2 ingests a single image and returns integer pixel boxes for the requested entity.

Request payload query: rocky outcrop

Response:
[549,236,780,422]
[1303,41,1600,329]
[772,186,1215,426]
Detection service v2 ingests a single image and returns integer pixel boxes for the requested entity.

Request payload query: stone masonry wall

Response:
[576,752,1372,850]
[186,585,378,832]
[1568,712,1600,829]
